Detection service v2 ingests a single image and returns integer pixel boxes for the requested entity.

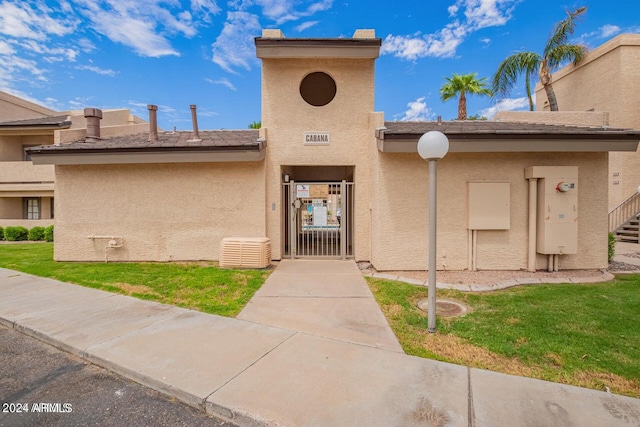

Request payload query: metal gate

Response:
[282,180,353,258]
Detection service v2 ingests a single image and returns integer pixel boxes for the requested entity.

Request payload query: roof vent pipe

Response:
[437,115,442,124]
[148,105,158,141]
[84,108,102,143]
[189,104,201,142]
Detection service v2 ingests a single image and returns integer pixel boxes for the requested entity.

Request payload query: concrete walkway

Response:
[238,260,403,352]
[2,265,640,426]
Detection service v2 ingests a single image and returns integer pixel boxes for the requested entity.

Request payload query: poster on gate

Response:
[296,184,310,198]
[313,206,327,226]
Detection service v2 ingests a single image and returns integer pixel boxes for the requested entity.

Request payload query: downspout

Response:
[528,178,538,272]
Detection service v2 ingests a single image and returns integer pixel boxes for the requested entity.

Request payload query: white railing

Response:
[609,191,640,232]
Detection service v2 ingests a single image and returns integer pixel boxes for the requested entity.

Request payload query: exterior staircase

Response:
[609,192,640,244]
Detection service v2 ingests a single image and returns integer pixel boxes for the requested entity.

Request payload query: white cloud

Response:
[599,24,621,38]
[398,97,436,121]
[295,21,319,32]
[22,40,79,62]
[383,0,519,60]
[191,0,221,21]
[0,40,15,55]
[0,1,78,40]
[479,96,530,119]
[231,0,332,24]
[71,0,224,57]
[212,11,261,73]
[206,77,237,91]
[76,65,118,76]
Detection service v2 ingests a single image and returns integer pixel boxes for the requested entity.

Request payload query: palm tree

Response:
[440,73,492,120]
[492,7,588,111]
[248,121,261,129]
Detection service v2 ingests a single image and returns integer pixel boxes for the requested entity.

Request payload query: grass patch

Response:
[0,243,269,317]
[367,275,640,397]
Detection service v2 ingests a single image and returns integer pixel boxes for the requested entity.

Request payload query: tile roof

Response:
[383,120,640,138]
[0,115,71,127]
[28,129,263,154]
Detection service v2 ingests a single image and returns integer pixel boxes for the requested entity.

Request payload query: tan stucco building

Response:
[28,30,640,271]
[0,92,147,229]
[534,34,640,212]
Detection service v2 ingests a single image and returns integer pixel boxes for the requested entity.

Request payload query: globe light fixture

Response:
[417,131,450,333]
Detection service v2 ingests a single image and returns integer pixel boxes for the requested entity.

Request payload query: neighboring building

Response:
[28,30,640,271]
[534,34,640,212]
[0,92,147,229]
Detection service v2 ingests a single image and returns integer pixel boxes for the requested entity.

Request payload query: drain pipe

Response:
[527,178,538,272]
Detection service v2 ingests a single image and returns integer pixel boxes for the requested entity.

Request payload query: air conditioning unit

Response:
[220,237,271,269]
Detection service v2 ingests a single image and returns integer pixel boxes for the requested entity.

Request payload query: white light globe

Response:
[417,131,449,160]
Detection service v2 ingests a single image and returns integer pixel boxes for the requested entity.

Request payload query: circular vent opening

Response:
[300,72,337,107]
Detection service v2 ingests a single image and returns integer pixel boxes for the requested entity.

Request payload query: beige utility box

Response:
[525,166,578,255]
[220,237,271,269]
[468,182,511,230]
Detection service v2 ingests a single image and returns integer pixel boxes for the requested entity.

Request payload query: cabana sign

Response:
[304,132,330,145]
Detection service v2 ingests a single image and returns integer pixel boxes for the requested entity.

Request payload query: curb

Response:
[365,271,616,292]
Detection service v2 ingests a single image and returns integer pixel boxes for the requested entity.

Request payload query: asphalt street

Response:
[0,325,234,427]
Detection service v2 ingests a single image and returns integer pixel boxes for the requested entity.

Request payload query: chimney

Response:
[148,104,158,141]
[84,108,102,142]
[437,115,442,124]
[189,104,201,142]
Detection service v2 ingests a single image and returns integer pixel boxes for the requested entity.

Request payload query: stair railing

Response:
[609,191,640,232]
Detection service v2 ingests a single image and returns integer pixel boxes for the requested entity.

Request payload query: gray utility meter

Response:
[525,166,578,255]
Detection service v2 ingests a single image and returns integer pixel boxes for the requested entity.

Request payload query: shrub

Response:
[4,226,29,241]
[44,225,54,242]
[28,226,46,241]
[0,226,3,241]
[608,232,616,263]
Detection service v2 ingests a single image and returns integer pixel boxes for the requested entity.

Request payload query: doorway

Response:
[281,168,354,258]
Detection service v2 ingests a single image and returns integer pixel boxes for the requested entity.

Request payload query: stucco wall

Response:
[535,34,640,210]
[494,111,609,127]
[262,57,376,261]
[54,162,265,261]
[0,92,56,122]
[371,151,608,271]
[0,135,52,161]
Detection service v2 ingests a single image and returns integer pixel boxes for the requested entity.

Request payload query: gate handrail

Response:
[609,191,640,232]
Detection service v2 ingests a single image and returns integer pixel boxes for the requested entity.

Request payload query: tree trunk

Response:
[458,91,467,120]
[539,60,559,111]
[544,83,559,111]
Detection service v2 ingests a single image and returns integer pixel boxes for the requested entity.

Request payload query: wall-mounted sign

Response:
[304,132,330,145]
[296,184,310,198]
[310,185,329,198]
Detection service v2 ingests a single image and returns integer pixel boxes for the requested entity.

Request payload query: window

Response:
[300,72,337,107]
[24,198,40,219]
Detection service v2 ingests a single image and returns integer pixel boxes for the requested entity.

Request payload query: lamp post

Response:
[417,131,450,333]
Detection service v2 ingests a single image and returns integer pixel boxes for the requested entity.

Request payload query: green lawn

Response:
[0,243,269,317]
[367,275,640,398]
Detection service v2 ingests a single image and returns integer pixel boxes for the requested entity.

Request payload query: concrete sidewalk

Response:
[237,260,403,352]
[2,265,640,426]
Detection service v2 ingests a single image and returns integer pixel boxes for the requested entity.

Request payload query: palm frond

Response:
[546,44,588,69]
[491,52,541,97]
[544,6,587,56]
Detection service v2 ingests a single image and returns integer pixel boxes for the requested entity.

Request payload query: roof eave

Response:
[255,38,381,59]
[29,145,266,165]
[378,136,640,153]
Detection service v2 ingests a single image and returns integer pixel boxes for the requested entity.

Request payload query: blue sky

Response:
[1,0,638,130]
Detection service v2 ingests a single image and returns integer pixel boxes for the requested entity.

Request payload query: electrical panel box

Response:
[525,166,578,255]
[467,182,510,230]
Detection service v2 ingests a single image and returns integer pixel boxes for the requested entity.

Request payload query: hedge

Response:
[4,226,29,241]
